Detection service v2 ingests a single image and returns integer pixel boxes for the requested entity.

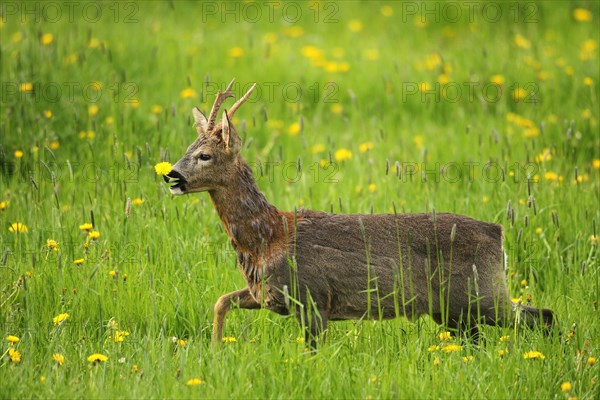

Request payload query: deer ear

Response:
[221,109,231,148]
[192,107,208,135]
[221,110,241,152]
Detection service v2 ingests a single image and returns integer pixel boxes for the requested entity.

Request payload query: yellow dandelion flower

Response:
[337,62,351,72]
[419,82,431,92]
[151,105,163,115]
[187,378,204,386]
[78,130,96,139]
[301,45,323,60]
[521,279,527,287]
[490,75,506,85]
[593,159,600,169]
[581,109,592,119]
[330,104,343,114]
[324,61,339,73]
[310,144,326,154]
[364,49,379,61]
[583,77,593,86]
[296,337,305,343]
[348,19,363,32]
[19,82,32,92]
[88,231,100,240]
[87,353,108,363]
[523,127,540,138]
[424,53,441,70]
[88,104,99,116]
[463,355,474,363]
[359,142,374,153]
[428,345,440,352]
[442,344,462,353]
[589,235,599,245]
[498,349,507,357]
[368,184,377,192]
[535,148,552,163]
[52,353,65,366]
[544,172,560,181]
[44,110,52,118]
[7,335,20,344]
[9,348,21,363]
[523,351,545,360]
[79,223,93,230]
[439,331,452,341]
[15,150,24,158]
[0,200,9,210]
[12,31,23,43]
[114,330,130,343]
[180,88,197,99]
[46,239,59,251]
[588,357,596,366]
[288,122,301,136]
[229,47,244,58]
[263,32,277,44]
[88,38,100,48]
[109,270,117,277]
[154,162,172,175]
[53,313,69,326]
[222,336,237,343]
[131,198,144,205]
[8,222,28,233]
[514,34,531,49]
[414,135,425,149]
[73,258,85,265]
[482,196,489,204]
[334,148,352,161]
[49,140,59,150]
[178,338,187,347]
[561,382,572,392]
[380,5,393,17]
[267,119,284,131]
[573,8,592,22]
[580,39,597,60]
[283,26,304,38]
[40,33,54,45]
[512,87,528,102]
[500,335,510,342]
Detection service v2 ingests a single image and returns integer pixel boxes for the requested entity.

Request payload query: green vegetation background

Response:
[1,1,598,398]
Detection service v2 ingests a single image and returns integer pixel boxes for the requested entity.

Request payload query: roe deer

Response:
[164,79,554,347]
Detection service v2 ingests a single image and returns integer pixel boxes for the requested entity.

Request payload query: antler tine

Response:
[206,79,236,132]
[227,83,257,119]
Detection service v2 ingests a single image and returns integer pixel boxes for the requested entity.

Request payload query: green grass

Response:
[1,1,599,398]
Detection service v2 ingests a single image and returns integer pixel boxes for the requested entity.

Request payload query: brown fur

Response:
[165,81,554,347]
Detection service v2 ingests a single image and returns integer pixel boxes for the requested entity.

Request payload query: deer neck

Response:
[209,159,287,258]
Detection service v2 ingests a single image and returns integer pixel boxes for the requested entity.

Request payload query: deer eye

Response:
[198,154,212,161]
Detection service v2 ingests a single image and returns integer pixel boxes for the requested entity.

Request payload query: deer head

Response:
[165,79,256,195]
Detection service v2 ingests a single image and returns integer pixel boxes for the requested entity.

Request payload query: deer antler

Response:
[206,79,235,132]
[227,83,257,119]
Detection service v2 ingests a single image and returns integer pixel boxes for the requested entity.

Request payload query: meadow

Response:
[0,1,599,398]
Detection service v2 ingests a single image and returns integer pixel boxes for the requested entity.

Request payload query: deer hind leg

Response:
[297,309,328,350]
[212,287,260,344]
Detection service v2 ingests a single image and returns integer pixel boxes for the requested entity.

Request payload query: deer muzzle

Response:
[164,169,188,195]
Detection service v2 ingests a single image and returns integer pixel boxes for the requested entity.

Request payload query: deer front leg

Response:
[212,287,261,344]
